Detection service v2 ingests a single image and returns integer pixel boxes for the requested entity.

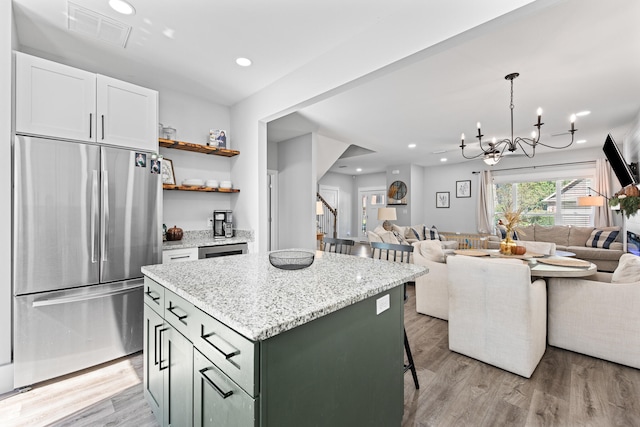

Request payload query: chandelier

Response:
[459,73,577,165]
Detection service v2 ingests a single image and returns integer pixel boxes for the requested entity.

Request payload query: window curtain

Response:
[594,158,613,227]
[476,170,494,234]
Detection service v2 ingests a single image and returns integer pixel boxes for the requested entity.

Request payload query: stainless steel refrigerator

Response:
[13,135,161,387]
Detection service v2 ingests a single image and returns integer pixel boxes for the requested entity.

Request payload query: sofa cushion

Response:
[515,225,535,241]
[368,228,400,244]
[392,230,409,245]
[568,226,595,246]
[586,229,619,249]
[611,253,640,283]
[535,225,570,247]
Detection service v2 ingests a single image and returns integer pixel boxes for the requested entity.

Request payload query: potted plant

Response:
[609,184,640,219]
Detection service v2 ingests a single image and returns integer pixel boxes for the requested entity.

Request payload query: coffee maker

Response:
[213,210,233,239]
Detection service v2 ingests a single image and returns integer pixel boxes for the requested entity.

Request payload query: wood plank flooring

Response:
[1,243,639,426]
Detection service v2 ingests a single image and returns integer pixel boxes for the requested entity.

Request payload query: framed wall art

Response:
[161,158,176,185]
[436,191,450,208]
[456,180,471,198]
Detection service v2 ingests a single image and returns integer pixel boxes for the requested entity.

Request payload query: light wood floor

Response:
[1,243,639,426]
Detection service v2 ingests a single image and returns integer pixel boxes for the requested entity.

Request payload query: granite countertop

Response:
[141,251,427,341]
[163,229,254,250]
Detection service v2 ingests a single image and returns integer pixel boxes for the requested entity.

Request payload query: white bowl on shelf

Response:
[205,180,219,188]
[220,181,233,189]
[183,179,204,187]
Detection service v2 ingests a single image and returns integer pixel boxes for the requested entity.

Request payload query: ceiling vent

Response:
[68,2,131,48]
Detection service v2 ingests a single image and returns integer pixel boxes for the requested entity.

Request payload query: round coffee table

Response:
[554,250,576,257]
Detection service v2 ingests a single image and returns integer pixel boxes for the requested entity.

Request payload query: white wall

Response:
[230,2,537,252]
[277,134,316,250]
[158,89,233,231]
[318,172,355,238]
[0,0,15,393]
[411,165,425,225]
[422,146,604,233]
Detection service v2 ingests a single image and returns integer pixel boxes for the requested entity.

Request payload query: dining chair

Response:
[322,237,355,255]
[369,241,419,389]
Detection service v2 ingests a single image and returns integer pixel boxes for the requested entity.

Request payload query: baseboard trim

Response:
[0,362,14,395]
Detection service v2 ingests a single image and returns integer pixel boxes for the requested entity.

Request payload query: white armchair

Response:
[447,255,547,378]
[547,265,640,369]
[413,240,449,320]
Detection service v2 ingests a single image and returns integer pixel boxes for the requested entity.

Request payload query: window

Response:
[494,178,595,227]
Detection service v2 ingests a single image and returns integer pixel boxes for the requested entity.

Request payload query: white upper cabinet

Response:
[97,75,158,151]
[15,52,96,142]
[15,52,158,152]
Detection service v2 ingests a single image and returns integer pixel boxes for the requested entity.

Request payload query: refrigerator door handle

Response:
[32,282,143,307]
[91,170,99,263]
[102,169,109,262]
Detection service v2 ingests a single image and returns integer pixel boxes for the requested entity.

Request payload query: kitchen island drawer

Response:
[164,289,198,340]
[143,277,164,316]
[194,349,257,427]
[192,308,258,397]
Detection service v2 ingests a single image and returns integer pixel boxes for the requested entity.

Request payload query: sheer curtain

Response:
[476,170,494,234]
[594,158,613,227]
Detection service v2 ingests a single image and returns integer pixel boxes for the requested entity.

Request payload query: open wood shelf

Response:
[163,184,240,193]
[159,138,239,157]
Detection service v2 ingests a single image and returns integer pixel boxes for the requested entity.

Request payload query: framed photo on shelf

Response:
[456,180,471,198]
[436,191,450,208]
[161,158,176,185]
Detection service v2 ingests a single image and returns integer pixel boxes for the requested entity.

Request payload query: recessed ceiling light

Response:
[576,111,591,117]
[236,57,252,67]
[440,158,447,162]
[108,0,135,15]
[356,168,362,172]
[408,143,416,148]
[576,139,587,144]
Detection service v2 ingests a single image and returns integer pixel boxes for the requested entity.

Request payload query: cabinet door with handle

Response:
[162,324,193,427]
[15,52,96,142]
[143,304,165,426]
[162,248,199,264]
[193,349,257,427]
[97,74,158,151]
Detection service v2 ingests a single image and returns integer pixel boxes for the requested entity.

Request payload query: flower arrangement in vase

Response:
[499,205,525,255]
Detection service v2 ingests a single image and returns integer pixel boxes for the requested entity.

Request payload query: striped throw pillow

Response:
[586,229,619,249]
[426,226,440,240]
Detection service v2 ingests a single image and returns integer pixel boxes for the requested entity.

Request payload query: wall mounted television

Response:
[602,133,638,187]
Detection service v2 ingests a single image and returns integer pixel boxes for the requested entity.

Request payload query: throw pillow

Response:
[586,229,619,249]
[425,225,440,240]
[417,239,445,263]
[431,225,446,241]
[379,230,400,244]
[611,253,640,283]
[409,225,426,241]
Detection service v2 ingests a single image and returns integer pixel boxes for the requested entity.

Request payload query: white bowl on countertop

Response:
[205,180,219,188]
[220,181,233,189]
[183,179,204,187]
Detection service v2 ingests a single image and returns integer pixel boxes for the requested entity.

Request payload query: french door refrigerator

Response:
[13,135,161,387]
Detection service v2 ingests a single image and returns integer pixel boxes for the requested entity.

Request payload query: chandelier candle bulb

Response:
[537,108,542,125]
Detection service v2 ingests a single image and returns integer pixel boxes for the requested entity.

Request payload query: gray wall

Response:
[386,165,412,225]
[277,134,315,250]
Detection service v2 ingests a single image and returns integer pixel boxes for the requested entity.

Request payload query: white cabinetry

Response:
[162,247,198,263]
[15,52,158,152]
[15,52,95,142]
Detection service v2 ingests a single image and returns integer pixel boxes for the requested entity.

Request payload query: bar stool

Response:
[369,241,419,389]
[323,237,355,255]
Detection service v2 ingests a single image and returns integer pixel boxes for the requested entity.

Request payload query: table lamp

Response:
[377,207,397,231]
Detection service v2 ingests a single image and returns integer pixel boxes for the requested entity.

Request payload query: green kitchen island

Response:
[141,250,427,427]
